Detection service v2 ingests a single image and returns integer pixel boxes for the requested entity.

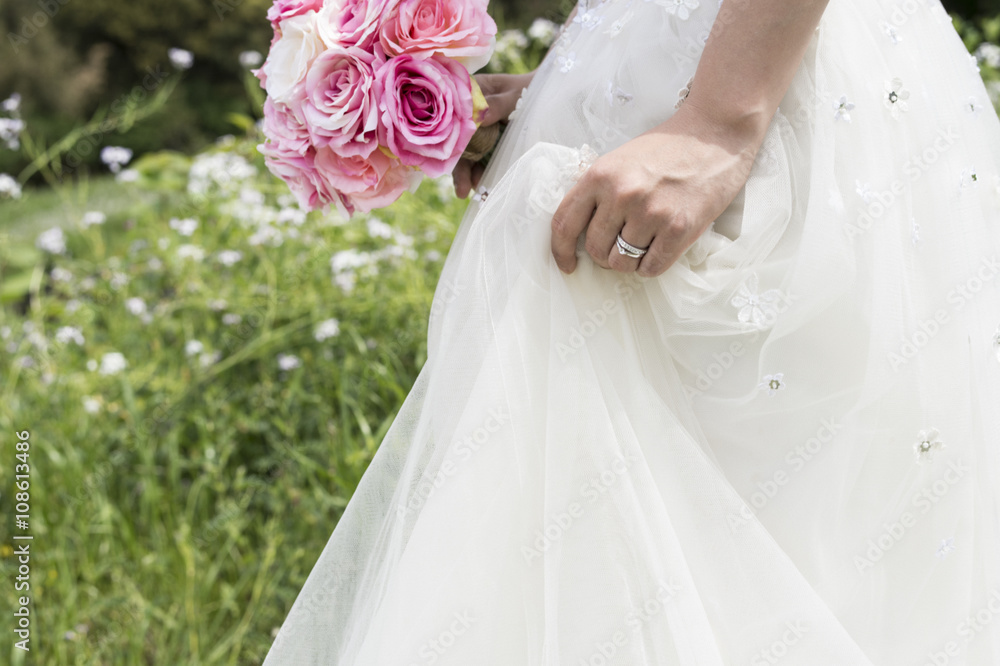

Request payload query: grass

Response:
[0,131,469,665]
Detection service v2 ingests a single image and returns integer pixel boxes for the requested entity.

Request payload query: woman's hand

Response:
[550,100,768,277]
[452,71,536,199]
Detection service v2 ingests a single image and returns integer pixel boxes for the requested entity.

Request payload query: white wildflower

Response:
[177,244,206,261]
[98,351,127,375]
[248,225,283,247]
[0,117,25,150]
[975,42,1000,69]
[55,326,84,346]
[314,318,341,341]
[0,173,21,199]
[277,207,306,225]
[185,340,204,356]
[169,217,198,236]
[109,271,128,290]
[216,250,243,266]
[81,211,107,228]
[199,350,221,368]
[367,217,394,239]
[277,353,302,371]
[239,50,263,68]
[528,18,558,44]
[50,267,72,282]
[125,297,147,315]
[1,93,21,113]
[100,146,133,174]
[36,227,66,254]
[82,396,101,414]
[169,48,194,70]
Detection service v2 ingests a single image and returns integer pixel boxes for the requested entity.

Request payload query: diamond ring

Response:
[616,233,649,259]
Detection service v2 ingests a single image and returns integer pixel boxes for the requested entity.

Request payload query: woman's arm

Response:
[686,0,830,151]
[550,0,831,276]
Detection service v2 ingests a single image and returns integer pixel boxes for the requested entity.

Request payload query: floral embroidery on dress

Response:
[606,82,635,106]
[573,8,604,31]
[856,180,873,204]
[910,217,920,246]
[604,9,635,38]
[913,428,945,464]
[833,95,855,122]
[558,51,577,73]
[472,186,489,203]
[884,78,910,119]
[879,21,902,45]
[654,0,699,21]
[992,325,1000,362]
[551,25,573,56]
[507,88,529,123]
[562,143,600,184]
[758,373,785,396]
[731,273,784,328]
[675,75,695,109]
[936,537,956,559]
[960,167,979,188]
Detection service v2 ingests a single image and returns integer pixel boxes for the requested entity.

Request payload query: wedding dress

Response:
[261,0,1000,663]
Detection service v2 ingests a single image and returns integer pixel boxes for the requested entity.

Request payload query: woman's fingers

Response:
[551,181,597,274]
[583,203,618,270]
[635,235,684,278]
[453,160,473,198]
[470,162,486,191]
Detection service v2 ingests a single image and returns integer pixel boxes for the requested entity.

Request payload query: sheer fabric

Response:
[263,0,1000,663]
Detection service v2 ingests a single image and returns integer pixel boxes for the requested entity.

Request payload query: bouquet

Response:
[256,0,498,217]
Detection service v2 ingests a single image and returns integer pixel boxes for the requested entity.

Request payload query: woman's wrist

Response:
[657,90,771,163]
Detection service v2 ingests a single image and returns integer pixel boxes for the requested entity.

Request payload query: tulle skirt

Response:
[262,0,1000,663]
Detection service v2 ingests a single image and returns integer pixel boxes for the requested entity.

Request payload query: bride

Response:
[263,0,1000,663]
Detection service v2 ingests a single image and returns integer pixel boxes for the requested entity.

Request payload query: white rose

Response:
[261,11,325,104]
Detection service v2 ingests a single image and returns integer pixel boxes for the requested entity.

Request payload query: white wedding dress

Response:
[262,0,1000,663]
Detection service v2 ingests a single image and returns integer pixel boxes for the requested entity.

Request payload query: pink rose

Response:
[317,0,395,51]
[301,46,381,157]
[260,98,313,157]
[259,101,354,215]
[379,0,496,73]
[314,146,420,212]
[375,53,477,177]
[268,0,325,32]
